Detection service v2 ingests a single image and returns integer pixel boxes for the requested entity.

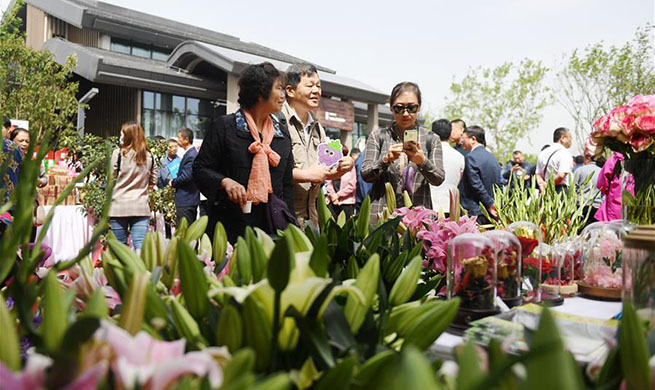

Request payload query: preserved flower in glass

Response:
[508,221,542,303]
[447,233,497,311]
[484,230,522,307]
[578,223,624,299]
[539,243,563,305]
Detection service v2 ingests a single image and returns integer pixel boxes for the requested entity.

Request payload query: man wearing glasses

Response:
[280,63,354,227]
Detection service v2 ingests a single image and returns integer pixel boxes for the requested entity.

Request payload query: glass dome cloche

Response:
[508,221,542,303]
[484,230,522,308]
[578,222,624,300]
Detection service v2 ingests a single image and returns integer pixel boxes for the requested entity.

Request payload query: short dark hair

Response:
[432,118,452,141]
[152,135,165,141]
[390,82,421,106]
[513,150,522,155]
[574,155,584,165]
[464,125,486,145]
[168,138,178,144]
[285,63,318,90]
[238,62,281,109]
[2,116,10,129]
[450,118,466,129]
[177,127,194,143]
[9,127,29,141]
[595,156,607,168]
[553,127,569,143]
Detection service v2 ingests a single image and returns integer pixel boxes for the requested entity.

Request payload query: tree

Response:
[442,59,551,161]
[0,0,79,141]
[556,24,655,150]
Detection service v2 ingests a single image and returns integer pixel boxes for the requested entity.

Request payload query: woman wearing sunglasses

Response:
[361,82,445,222]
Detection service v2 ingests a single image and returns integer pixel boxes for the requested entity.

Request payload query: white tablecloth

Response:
[35,205,94,263]
[431,297,622,361]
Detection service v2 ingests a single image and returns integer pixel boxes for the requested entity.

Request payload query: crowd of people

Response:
[0,61,625,246]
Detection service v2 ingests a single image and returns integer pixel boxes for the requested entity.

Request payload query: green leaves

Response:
[178,240,210,319]
[41,271,68,352]
[184,216,208,243]
[402,298,459,350]
[355,196,371,239]
[388,256,422,306]
[619,301,652,390]
[525,308,583,390]
[268,234,293,293]
[119,273,149,335]
[0,294,20,371]
[344,254,380,334]
[216,305,243,353]
[213,222,228,262]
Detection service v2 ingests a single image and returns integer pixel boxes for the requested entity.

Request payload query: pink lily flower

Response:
[0,354,107,390]
[95,321,224,390]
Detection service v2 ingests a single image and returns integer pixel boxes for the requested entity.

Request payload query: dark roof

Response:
[25,0,334,73]
[43,38,223,99]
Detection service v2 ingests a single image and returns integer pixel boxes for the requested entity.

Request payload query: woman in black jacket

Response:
[193,62,295,243]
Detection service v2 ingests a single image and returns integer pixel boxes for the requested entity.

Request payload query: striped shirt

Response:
[361,125,445,223]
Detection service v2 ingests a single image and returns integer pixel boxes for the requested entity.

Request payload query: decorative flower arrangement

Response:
[591,94,655,224]
[582,228,624,289]
[448,234,496,311]
[509,222,542,302]
[393,207,480,274]
[591,94,655,156]
[485,230,522,306]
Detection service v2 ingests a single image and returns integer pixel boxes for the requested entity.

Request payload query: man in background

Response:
[430,119,464,216]
[158,138,180,189]
[171,128,199,225]
[449,118,468,156]
[459,126,500,224]
[536,127,574,194]
[502,150,532,192]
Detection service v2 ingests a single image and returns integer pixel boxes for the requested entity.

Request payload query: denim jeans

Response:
[110,217,149,250]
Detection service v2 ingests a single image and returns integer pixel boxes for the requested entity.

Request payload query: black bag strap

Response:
[542,148,561,178]
[116,150,122,178]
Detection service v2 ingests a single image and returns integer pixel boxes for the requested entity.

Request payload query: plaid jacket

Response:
[361,125,445,223]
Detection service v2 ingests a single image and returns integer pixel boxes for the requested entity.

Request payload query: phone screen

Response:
[404,129,418,146]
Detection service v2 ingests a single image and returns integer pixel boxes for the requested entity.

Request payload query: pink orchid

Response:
[72,267,122,310]
[417,216,480,274]
[635,115,655,134]
[393,206,439,231]
[0,354,107,390]
[95,321,224,390]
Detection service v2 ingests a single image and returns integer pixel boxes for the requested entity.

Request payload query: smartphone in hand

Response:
[404,129,418,147]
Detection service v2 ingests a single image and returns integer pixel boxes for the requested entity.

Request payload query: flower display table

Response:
[34,205,94,263]
[430,297,621,362]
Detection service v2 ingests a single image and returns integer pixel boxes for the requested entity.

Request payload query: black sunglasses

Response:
[392,104,419,114]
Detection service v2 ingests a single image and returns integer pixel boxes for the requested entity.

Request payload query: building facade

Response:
[14,0,391,148]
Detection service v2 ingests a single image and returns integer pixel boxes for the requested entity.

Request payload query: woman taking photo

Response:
[109,121,158,250]
[193,62,295,243]
[361,82,445,222]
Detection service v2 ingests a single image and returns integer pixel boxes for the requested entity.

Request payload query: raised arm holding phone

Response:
[362,82,445,224]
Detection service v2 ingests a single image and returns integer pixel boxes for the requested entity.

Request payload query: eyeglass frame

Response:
[392,104,420,114]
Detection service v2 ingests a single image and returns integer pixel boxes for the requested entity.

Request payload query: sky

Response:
[2,0,654,155]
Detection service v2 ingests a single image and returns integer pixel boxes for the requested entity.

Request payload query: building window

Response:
[352,122,367,150]
[141,90,225,140]
[110,38,171,61]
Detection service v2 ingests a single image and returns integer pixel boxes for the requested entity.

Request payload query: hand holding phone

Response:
[404,129,418,147]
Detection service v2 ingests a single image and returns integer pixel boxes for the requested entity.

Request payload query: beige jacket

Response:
[109,149,158,218]
[280,102,326,226]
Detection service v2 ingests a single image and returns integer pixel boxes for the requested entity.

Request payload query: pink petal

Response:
[62,362,108,390]
[0,363,23,390]
[147,352,222,390]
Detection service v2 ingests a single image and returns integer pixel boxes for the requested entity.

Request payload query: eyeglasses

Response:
[392,104,419,114]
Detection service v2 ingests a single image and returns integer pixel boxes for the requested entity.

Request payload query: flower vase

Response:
[622,158,655,225]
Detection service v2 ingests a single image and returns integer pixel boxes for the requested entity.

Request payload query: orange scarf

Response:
[243,109,281,204]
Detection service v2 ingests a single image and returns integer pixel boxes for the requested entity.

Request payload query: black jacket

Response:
[172,147,200,207]
[192,111,295,243]
[459,146,501,217]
